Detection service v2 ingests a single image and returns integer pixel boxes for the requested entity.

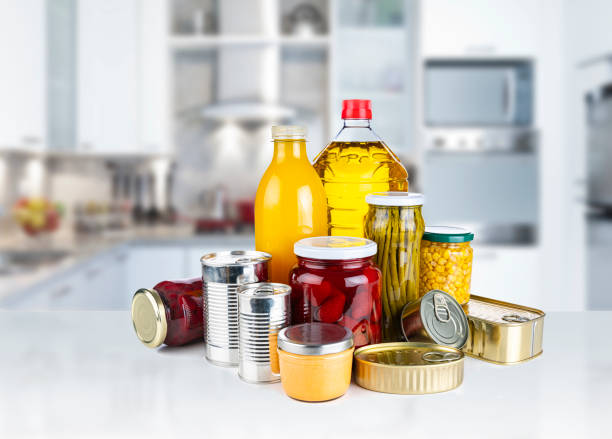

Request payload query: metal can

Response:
[400,289,468,349]
[462,295,545,364]
[237,282,291,383]
[201,250,271,366]
[354,342,464,394]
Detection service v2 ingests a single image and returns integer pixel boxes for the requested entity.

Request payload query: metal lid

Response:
[418,290,468,348]
[277,323,354,356]
[237,282,292,298]
[353,342,464,394]
[294,236,377,260]
[423,226,474,243]
[201,250,271,284]
[365,192,425,207]
[131,288,167,348]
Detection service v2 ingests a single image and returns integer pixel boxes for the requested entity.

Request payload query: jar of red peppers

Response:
[131,277,204,348]
[289,237,382,348]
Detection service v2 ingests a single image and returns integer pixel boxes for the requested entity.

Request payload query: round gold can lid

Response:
[131,288,167,348]
[354,342,464,394]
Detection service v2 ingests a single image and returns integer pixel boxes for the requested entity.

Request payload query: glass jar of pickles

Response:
[289,236,382,348]
[364,192,425,342]
[419,226,474,305]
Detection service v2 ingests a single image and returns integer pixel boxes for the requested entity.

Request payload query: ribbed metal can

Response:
[201,251,271,367]
[237,283,291,383]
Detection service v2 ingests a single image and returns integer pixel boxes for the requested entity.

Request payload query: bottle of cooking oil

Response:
[314,99,408,237]
[255,126,328,283]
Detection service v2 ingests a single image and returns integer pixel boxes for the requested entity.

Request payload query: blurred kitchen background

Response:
[0,0,610,312]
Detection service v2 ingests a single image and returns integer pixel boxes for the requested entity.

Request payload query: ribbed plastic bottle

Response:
[313,99,409,237]
[255,126,328,284]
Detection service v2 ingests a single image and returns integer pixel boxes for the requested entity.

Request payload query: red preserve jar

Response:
[131,277,203,347]
[289,237,382,348]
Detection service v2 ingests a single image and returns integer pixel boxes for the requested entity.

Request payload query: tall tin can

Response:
[237,283,291,383]
[201,251,271,366]
[400,289,468,349]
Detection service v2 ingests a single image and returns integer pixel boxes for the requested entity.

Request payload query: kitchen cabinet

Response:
[471,246,542,309]
[4,247,130,310]
[77,0,168,153]
[0,0,46,149]
[420,0,544,57]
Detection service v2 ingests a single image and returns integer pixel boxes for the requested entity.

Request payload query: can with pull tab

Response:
[400,289,468,349]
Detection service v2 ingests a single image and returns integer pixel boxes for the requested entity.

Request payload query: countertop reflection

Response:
[0,311,608,438]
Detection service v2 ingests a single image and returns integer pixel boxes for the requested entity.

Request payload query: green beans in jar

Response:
[364,193,425,341]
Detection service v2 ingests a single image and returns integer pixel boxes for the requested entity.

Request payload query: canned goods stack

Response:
[201,251,271,366]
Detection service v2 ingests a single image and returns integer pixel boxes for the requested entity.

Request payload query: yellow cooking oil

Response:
[314,139,408,237]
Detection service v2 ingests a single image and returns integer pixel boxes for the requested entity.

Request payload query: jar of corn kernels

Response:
[419,227,474,305]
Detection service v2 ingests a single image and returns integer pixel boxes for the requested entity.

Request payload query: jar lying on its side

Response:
[289,236,381,348]
[131,277,204,348]
[277,323,354,402]
[419,226,474,305]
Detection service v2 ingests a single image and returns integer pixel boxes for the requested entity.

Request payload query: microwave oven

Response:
[425,59,534,127]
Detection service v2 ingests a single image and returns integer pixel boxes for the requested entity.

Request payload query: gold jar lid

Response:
[354,342,464,394]
[131,288,167,348]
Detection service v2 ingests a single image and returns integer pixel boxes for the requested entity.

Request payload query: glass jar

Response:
[364,192,425,342]
[419,226,474,305]
[277,323,354,402]
[131,277,203,348]
[289,236,381,348]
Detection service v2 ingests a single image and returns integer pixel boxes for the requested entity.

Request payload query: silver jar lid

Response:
[419,290,468,348]
[278,323,354,356]
[201,250,271,284]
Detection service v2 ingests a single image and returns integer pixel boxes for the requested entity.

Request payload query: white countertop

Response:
[0,311,608,438]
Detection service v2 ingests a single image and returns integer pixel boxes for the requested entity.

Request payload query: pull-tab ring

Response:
[502,314,529,323]
[433,293,451,323]
[423,351,461,363]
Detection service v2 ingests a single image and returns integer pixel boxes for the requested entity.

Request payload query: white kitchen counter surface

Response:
[0,311,609,439]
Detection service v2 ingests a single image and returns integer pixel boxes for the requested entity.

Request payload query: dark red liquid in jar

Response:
[154,278,204,346]
[289,257,381,348]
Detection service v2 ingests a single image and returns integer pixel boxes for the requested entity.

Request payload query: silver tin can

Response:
[201,251,271,366]
[237,283,291,383]
[400,289,469,349]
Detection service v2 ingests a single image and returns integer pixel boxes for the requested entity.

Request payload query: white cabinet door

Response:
[421,0,543,57]
[77,0,168,153]
[0,0,45,149]
[471,246,542,309]
[125,245,188,295]
[77,0,139,152]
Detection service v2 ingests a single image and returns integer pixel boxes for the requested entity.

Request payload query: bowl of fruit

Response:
[12,197,64,237]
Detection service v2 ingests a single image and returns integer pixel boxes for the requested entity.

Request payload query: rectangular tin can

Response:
[462,295,545,364]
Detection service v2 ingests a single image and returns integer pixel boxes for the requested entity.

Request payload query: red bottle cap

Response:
[342,99,372,119]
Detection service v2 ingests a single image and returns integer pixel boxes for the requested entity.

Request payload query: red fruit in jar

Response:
[179,294,204,330]
[315,293,345,323]
[348,287,373,321]
[339,314,359,332]
[310,280,334,306]
[369,322,381,344]
[154,278,202,295]
[352,320,370,348]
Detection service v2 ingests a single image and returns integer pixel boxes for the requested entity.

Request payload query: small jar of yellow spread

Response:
[419,226,474,305]
[277,323,354,402]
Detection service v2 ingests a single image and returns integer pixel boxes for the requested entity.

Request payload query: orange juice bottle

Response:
[255,126,328,284]
[314,99,408,237]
